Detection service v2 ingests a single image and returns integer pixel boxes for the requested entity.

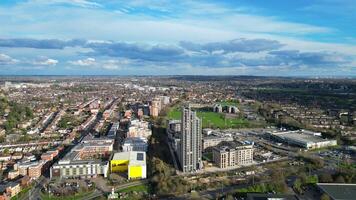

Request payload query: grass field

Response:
[40,190,95,200]
[167,107,250,129]
[117,184,149,193]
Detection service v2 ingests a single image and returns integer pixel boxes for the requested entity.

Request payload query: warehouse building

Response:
[110,151,146,180]
[268,130,337,150]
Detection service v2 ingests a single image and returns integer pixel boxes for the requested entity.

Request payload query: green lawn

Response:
[40,190,94,200]
[216,100,239,106]
[167,107,249,129]
[117,184,149,193]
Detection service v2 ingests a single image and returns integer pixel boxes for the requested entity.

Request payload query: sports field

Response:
[216,100,239,106]
[167,107,249,129]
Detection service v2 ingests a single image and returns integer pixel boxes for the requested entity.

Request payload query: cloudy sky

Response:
[0,0,355,76]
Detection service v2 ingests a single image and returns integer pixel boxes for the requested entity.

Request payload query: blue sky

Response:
[0,0,355,76]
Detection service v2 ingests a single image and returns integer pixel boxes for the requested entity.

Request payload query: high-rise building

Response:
[179,105,202,172]
[150,98,161,117]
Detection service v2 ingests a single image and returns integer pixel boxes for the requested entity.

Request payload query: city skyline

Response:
[0,0,355,76]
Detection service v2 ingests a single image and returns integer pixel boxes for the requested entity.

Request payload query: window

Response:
[137,153,144,161]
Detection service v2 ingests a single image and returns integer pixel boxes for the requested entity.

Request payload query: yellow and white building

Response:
[110,151,146,180]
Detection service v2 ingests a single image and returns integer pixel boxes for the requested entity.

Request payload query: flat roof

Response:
[317,183,356,200]
[123,137,147,145]
[273,131,335,144]
[112,151,130,160]
[213,141,253,152]
[112,151,146,165]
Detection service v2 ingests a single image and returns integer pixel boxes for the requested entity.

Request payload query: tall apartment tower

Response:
[179,105,203,172]
[150,98,161,117]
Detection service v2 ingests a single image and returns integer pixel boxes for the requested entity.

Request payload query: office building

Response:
[179,105,203,172]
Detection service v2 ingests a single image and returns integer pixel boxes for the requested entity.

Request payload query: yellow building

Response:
[110,151,146,179]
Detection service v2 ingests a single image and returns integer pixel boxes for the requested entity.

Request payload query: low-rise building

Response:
[7,170,19,180]
[50,135,113,179]
[122,137,148,152]
[213,141,254,168]
[51,159,109,179]
[16,161,44,179]
[28,162,43,179]
[316,183,356,200]
[127,120,151,138]
[110,151,146,180]
[5,182,21,198]
[203,135,234,150]
[267,130,337,149]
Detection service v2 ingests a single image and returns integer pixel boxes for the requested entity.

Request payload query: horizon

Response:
[0,0,355,76]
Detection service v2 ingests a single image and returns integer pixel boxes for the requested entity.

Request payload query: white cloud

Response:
[68,58,129,70]
[34,58,58,66]
[0,0,355,76]
[0,53,18,65]
[102,59,131,70]
[69,57,96,66]
[29,0,102,8]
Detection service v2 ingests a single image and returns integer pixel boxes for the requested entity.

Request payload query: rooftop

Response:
[112,151,146,166]
[213,141,253,152]
[123,137,147,145]
[317,183,356,200]
[273,131,334,144]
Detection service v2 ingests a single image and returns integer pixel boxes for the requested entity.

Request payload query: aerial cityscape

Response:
[0,1,355,200]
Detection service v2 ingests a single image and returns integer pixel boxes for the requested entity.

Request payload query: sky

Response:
[0,0,355,76]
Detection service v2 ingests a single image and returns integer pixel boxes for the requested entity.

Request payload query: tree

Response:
[319,173,333,183]
[293,179,303,194]
[320,193,330,200]
[335,175,345,183]
[3,148,9,155]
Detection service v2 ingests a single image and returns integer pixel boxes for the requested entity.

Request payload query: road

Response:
[19,176,46,200]
[18,104,107,200]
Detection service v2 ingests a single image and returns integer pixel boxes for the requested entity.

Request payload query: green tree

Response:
[3,148,9,155]
[320,193,330,200]
[293,179,303,194]
[319,173,333,183]
[335,175,345,183]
